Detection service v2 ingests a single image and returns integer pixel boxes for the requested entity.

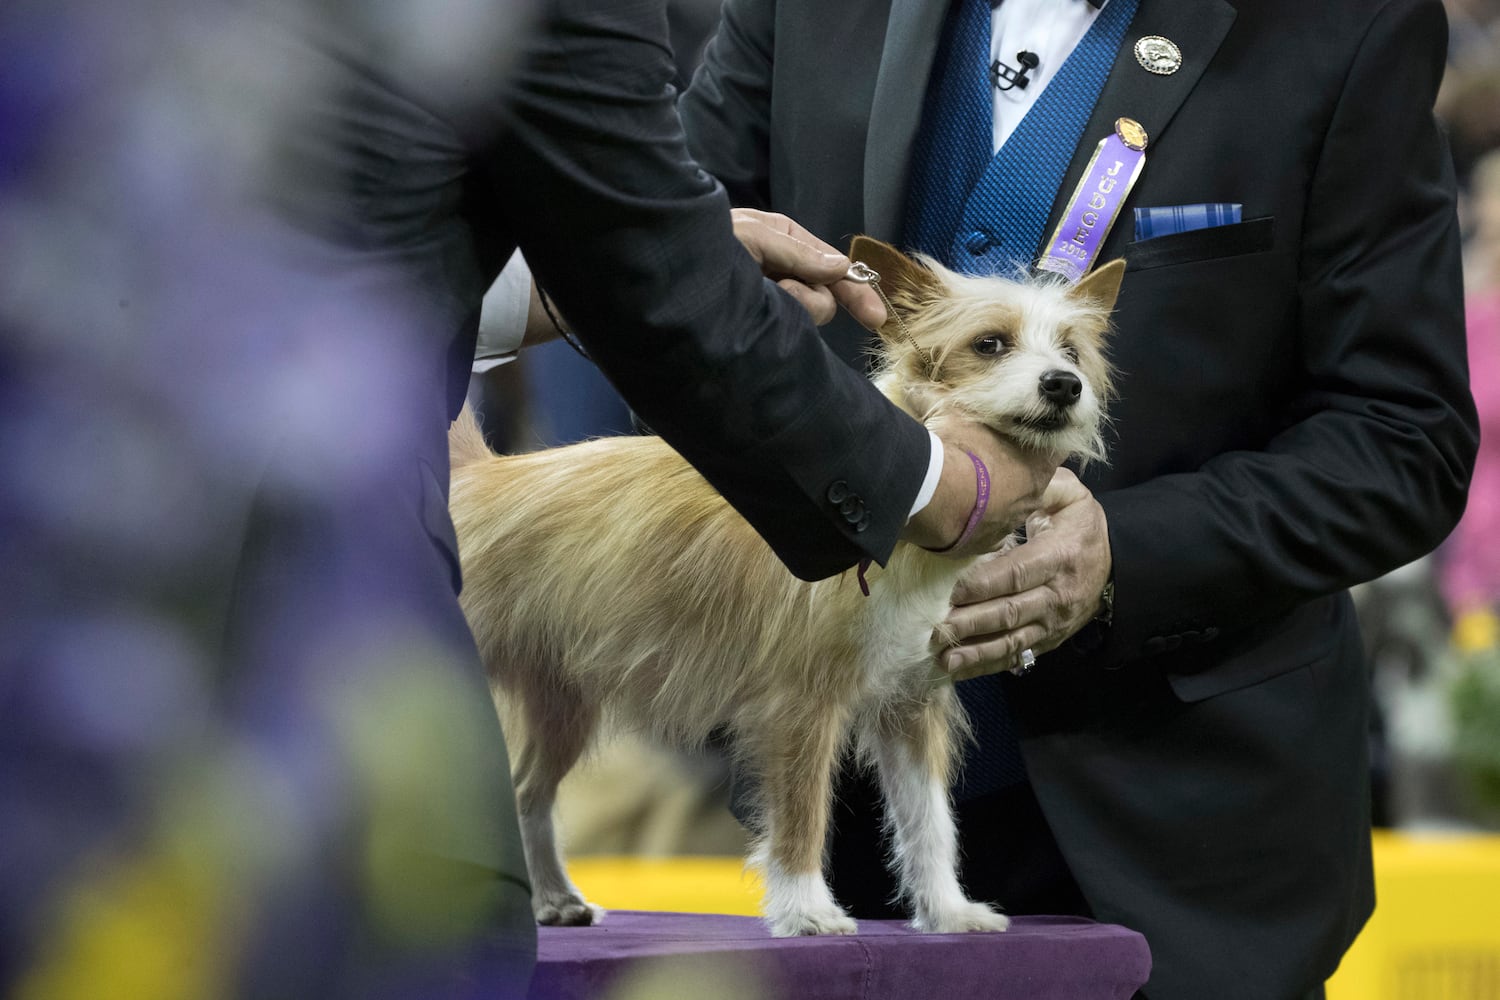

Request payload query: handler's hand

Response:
[902,416,1060,558]
[939,468,1112,681]
[731,208,887,330]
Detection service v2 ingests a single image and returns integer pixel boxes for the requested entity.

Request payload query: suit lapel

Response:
[1038,0,1237,256]
[864,0,950,239]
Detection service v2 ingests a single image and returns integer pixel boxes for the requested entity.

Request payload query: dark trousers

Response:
[823,766,1327,1000]
[825,769,1090,920]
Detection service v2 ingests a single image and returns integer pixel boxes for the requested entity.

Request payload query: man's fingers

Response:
[731,208,887,327]
[936,472,1111,678]
[831,277,888,331]
[951,548,1051,607]
[732,208,848,282]
[942,626,1050,681]
[945,589,1051,643]
[776,278,838,325]
[1039,466,1089,512]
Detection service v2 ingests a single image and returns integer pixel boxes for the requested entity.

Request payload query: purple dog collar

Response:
[941,451,992,554]
[857,452,991,598]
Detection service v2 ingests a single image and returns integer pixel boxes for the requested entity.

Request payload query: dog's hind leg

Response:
[750,706,858,937]
[865,690,1009,933]
[508,678,604,927]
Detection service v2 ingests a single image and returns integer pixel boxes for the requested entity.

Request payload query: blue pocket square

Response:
[1133,203,1242,241]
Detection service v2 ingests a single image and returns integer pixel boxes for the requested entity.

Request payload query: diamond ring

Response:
[1014,647,1036,676]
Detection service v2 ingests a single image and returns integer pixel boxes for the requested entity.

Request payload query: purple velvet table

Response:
[530,911,1150,1000]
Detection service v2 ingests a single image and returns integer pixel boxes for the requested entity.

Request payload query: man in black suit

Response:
[679,0,1478,996]
[238,0,1066,995]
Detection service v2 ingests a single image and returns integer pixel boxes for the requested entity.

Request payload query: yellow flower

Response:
[1454,609,1500,655]
[15,852,235,1000]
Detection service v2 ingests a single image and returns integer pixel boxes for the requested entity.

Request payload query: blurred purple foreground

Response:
[1,1,533,996]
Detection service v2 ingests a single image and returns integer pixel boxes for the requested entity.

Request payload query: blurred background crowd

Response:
[1,0,1499,996]
[1359,0,1500,834]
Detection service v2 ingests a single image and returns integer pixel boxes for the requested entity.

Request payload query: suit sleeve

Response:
[678,0,883,370]
[485,0,929,581]
[1094,0,1478,663]
[676,0,777,209]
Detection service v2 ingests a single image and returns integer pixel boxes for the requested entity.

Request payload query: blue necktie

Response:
[905,0,1139,273]
[901,0,1138,801]
[903,0,994,264]
[960,0,1138,271]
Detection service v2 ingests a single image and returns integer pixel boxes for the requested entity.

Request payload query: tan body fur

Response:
[450,239,1122,936]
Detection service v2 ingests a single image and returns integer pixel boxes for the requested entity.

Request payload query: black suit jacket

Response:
[681,0,1478,996]
[280,0,932,585]
[250,0,932,970]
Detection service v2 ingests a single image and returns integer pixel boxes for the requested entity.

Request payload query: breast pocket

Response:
[1126,216,1276,272]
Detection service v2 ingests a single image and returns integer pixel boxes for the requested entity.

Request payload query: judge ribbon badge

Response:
[1036,118,1147,284]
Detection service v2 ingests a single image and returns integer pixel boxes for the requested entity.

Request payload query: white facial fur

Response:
[876,261,1115,464]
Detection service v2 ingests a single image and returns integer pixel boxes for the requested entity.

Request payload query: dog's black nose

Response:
[1039,370,1083,406]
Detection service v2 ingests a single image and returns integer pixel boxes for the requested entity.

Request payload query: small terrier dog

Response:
[449,238,1121,936]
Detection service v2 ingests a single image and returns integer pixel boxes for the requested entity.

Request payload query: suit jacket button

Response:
[1143,637,1167,655]
[1203,627,1220,641]
[964,230,992,255]
[856,511,871,533]
[827,480,850,504]
[1164,635,1183,652]
[839,496,865,520]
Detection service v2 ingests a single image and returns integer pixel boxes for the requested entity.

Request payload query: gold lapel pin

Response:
[1134,35,1182,75]
[1115,117,1149,151]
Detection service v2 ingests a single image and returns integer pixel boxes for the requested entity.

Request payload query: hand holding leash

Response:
[940,469,1113,681]
[730,208,887,329]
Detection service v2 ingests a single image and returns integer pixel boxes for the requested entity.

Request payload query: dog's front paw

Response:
[768,908,858,937]
[534,892,605,927]
[913,900,1010,934]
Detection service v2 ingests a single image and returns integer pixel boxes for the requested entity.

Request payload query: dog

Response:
[449,237,1121,936]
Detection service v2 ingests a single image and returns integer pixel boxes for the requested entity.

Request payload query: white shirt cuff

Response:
[907,430,944,520]
[474,250,531,372]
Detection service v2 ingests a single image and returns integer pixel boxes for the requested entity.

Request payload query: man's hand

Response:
[511,208,886,351]
[938,469,1112,681]
[731,208,887,330]
[903,416,1060,557]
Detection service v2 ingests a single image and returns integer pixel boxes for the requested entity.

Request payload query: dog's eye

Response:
[1061,343,1080,364]
[973,336,1005,356]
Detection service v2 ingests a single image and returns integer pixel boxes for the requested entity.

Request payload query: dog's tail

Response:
[449,405,494,470]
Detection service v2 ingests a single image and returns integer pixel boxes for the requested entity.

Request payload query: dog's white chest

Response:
[854,570,954,700]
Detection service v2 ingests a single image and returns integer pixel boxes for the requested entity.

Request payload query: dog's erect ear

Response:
[1069,258,1126,313]
[849,236,943,318]
[850,236,944,375]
